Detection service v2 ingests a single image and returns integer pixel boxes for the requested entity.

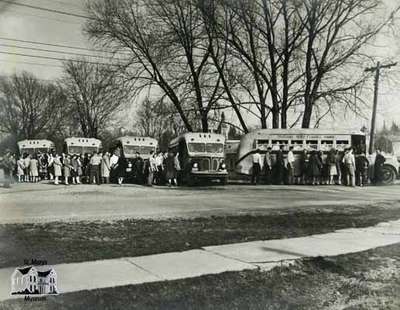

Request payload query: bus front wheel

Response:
[381,165,396,185]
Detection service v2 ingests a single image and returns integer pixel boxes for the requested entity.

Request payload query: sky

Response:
[0,0,400,132]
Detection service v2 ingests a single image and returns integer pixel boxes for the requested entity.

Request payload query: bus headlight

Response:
[192,162,199,172]
[220,163,226,170]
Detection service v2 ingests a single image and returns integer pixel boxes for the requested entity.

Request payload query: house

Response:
[37,269,57,294]
[11,266,38,294]
[11,266,57,295]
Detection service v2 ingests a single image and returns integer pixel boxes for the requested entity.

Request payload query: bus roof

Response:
[17,139,54,148]
[169,132,225,147]
[64,137,102,146]
[117,136,158,146]
[245,128,365,137]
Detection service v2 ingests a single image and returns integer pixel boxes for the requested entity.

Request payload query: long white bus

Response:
[236,129,399,184]
[169,132,228,185]
[64,137,102,155]
[17,139,55,155]
[113,136,158,160]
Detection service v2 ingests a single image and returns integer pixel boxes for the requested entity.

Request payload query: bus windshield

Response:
[123,145,140,155]
[83,146,99,154]
[188,143,224,153]
[140,146,156,154]
[68,146,83,155]
[206,143,224,153]
[188,143,206,153]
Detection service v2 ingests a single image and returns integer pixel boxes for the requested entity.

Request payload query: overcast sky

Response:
[0,0,399,131]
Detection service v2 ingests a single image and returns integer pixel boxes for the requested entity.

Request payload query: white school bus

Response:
[168,132,228,185]
[225,140,240,174]
[64,137,102,155]
[113,136,158,160]
[236,128,399,184]
[17,139,55,155]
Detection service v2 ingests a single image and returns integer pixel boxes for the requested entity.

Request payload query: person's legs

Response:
[351,169,356,187]
[54,176,59,185]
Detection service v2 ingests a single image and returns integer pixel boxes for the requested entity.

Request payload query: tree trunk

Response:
[281,108,287,129]
[201,113,209,133]
[301,99,312,128]
[272,108,279,128]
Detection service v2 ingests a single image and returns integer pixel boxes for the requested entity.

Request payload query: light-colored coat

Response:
[53,157,62,177]
[101,154,111,177]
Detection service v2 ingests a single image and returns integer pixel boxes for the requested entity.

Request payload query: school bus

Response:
[64,137,102,155]
[113,136,158,160]
[225,140,240,176]
[169,132,228,185]
[17,139,55,155]
[236,128,399,184]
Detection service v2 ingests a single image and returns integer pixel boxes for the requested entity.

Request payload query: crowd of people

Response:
[0,145,390,188]
[251,146,387,187]
[0,149,182,188]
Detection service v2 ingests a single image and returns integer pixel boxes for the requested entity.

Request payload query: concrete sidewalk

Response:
[1,220,400,301]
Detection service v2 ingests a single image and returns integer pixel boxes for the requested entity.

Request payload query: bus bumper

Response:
[190,171,228,178]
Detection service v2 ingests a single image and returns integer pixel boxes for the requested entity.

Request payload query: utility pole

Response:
[365,61,397,154]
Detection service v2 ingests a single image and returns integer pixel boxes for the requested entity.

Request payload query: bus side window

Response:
[290,140,303,150]
[336,140,349,151]
[272,140,288,150]
[321,140,334,151]
[305,140,318,150]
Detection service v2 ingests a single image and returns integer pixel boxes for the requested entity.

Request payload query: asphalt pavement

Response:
[1,182,400,224]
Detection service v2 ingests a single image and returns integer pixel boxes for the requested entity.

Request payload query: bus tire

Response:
[381,165,396,185]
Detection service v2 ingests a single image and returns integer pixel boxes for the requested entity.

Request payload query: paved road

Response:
[1,182,400,223]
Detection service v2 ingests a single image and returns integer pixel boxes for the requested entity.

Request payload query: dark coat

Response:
[309,153,322,177]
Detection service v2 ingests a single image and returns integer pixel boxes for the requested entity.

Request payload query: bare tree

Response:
[0,72,66,139]
[63,59,129,138]
[85,0,233,133]
[205,0,397,128]
[295,0,399,128]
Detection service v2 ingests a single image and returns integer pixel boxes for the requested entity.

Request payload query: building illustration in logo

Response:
[11,266,58,295]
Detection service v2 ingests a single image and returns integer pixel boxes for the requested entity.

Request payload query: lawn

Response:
[0,201,400,268]
[2,242,400,310]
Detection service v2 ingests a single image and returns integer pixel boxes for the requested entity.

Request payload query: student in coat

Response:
[165,151,177,187]
[63,154,72,185]
[309,151,322,185]
[251,149,262,185]
[47,153,54,181]
[355,152,369,187]
[23,154,31,182]
[116,153,128,185]
[38,153,48,181]
[263,147,272,185]
[327,148,337,185]
[29,154,39,183]
[101,152,111,184]
[71,155,81,185]
[174,152,181,186]
[109,151,119,183]
[287,146,295,185]
[89,151,102,185]
[342,147,356,187]
[53,154,62,185]
[16,156,25,183]
[373,149,385,184]
[274,147,285,185]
